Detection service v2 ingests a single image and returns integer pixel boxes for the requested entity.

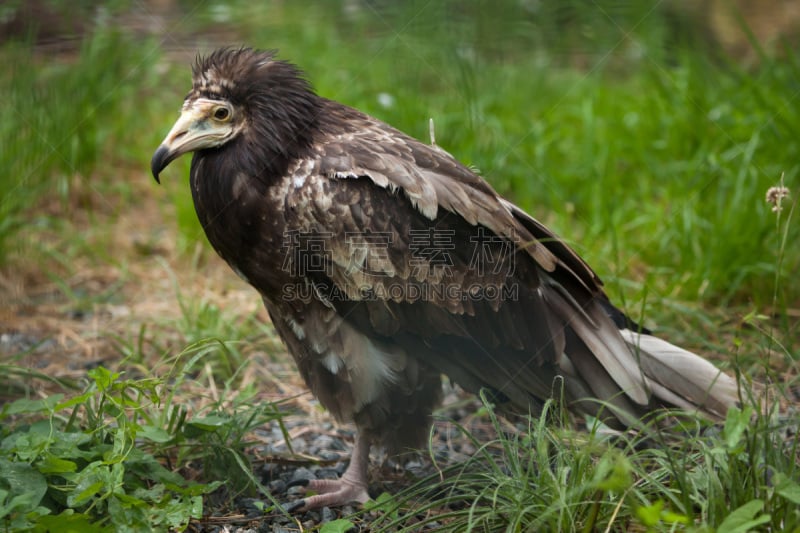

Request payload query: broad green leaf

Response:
[364,491,394,511]
[69,480,105,508]
[32,510,108,533]
[0,459,48,515]
[105,427,132,463]
[108,494,150,533]
[47,429,98,461]
[3,395,63,416]
[320,518,356,533]
[156,494,202,529]
[189,494,203,519]
[138,424,172,443]
[774,473,800,505]
[636,500,664,527]
[125,454,187,487]
[184,415,230,437]
[88,366,119,391]
[55,391,94,411]
[68,462,107,507]
[131,485,165,506]
[717,499,771,533]
[364,492,398,520]
[6,431,49,461]
[661,509,689,525]
[595,453,632,492]
[0,492,40,520]
[37,454,78,474]
[722,406,753,452]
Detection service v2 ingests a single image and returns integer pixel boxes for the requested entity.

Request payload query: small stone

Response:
[311,434,335,451]
[321,506,336,523]
[289,467,316,484]
[289,436,308,453]
[239,497,266,517]
[318,450,341,462]
[314,467,340,480]
[404,459,423,470]
[268,479,286,494]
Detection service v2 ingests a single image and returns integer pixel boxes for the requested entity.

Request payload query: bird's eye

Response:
[213,106,231,121]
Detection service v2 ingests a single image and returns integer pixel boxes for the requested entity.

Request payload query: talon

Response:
[282,499,307,513]
[282,433,373,512]
[297,478,370,509]
[286,478,311,489]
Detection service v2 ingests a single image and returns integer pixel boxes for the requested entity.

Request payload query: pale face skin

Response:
[151,97,242,182]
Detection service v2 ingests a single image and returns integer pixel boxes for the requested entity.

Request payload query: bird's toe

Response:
[290,478,370,510]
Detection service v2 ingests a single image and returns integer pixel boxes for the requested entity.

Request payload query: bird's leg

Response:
[286,431,371,511]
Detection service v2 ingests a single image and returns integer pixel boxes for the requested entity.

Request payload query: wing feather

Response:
[272,110,655,420]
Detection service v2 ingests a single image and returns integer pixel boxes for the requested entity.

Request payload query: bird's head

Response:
[151,47,319,183]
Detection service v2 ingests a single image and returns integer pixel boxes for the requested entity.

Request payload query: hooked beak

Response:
[151,100,234,183]
[150,145,172,185]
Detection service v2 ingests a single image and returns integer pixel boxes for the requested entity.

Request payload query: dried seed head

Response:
[766,185,790,213]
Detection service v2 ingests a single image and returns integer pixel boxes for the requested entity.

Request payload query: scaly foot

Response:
[284,432,372,512]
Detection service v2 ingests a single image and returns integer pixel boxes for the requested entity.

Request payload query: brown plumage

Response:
[151,47,739,509]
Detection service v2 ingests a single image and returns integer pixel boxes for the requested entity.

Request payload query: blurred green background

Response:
[1,0,798,327]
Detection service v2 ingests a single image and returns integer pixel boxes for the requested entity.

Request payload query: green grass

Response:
[0,26,167,260]
[0,0,798,531]
[363,393,800,532]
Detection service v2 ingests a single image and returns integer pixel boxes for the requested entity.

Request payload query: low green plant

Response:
[0,366,215,531]
[162,338,295,498]
[0,345,290,532]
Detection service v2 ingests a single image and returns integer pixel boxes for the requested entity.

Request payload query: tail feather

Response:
[619,328,739,419]
[543,282,650,405]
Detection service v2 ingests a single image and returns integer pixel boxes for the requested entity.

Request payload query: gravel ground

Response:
[187,385,497,532]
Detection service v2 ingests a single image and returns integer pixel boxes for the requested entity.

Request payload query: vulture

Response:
[151,47,739,510]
